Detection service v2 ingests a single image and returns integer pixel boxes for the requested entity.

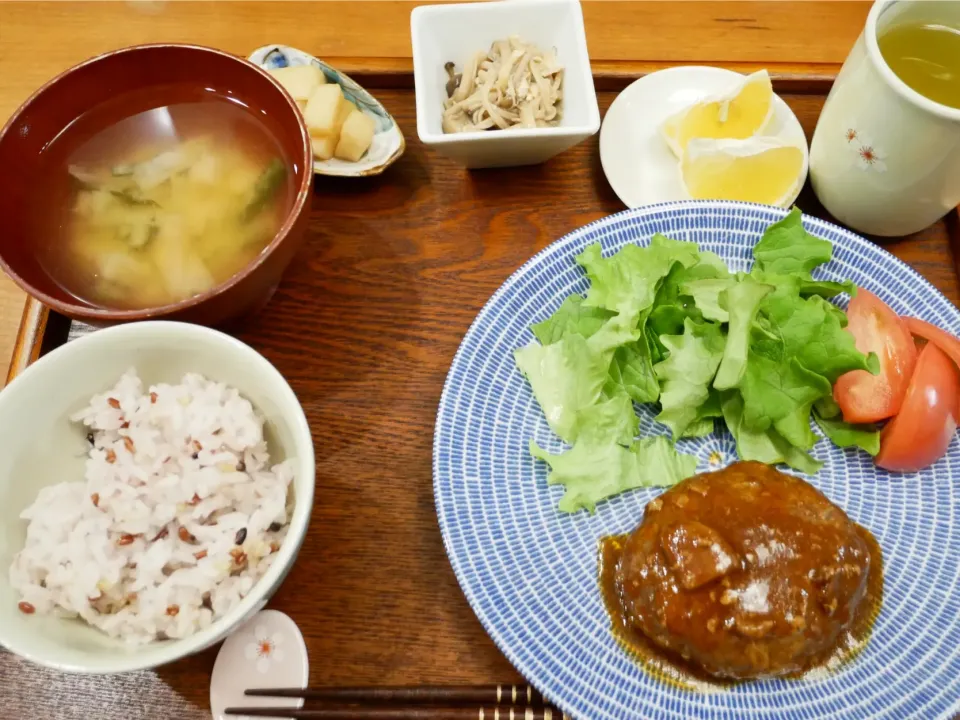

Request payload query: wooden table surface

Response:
[2,79,959,719]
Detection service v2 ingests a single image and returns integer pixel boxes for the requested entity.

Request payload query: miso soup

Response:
[34,84,295,310]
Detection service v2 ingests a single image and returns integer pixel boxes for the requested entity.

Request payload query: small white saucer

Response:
[210,609,308,720]
[599,66,809,209]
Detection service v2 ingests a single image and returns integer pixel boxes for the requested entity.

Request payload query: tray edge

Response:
[6,297,48,385]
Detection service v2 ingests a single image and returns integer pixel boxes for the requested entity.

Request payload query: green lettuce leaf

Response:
[751,269,856,304]
[532,295,615,346]
[814,394,842,419]
[734,288,877,436]
[577,392,639,445]
[513,334,610,444]
[648,304,700,348]
[773,401,818,450]
[756,292,877,383]
[720,390,783,464]
[721,391,823,474]
[530,435,698,513]
[738,355,832,432]
[530,296,658,404]
[813,411,880,457]
[693,250,731,277]
[682,277,736,322]
[647,252,729,352]
[713,276,774,390]
[798,278,857,300]
[605,336,660,403]
[770,432,823,475]
[518,215,874,510]
[586,312,644,358]
[680,388,724,438]
[576,234,700,317]
[644,323,666,364]
[699,388,724,418]
[681,417,716,438]
[752,208,832,278]
[654,319,726,439]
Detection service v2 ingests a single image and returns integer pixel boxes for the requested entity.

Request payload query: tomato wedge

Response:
[875,342,959,472]
[834,289,918,423]
[903,317,960,419]
[903,317,960,369]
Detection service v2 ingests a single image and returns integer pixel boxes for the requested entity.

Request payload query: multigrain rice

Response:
[9,369,294,644]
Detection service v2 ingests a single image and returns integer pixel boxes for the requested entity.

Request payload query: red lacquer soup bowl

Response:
[0,44,313,327]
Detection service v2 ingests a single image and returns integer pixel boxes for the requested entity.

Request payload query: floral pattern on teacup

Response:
[843,126,887,173]
[855,143,887,172]
[244,624,286,673]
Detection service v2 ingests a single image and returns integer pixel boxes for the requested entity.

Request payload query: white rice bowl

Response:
[0,321,314,673]
[10,369,294,645]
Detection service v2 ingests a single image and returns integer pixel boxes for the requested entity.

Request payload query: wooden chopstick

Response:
[226,684,571,719]
[245,685,551,706]
[224,709,568,719]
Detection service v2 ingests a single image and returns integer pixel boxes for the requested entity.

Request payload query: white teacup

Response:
[810,0,960,237]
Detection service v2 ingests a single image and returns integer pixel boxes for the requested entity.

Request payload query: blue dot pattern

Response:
[433,200,960,720]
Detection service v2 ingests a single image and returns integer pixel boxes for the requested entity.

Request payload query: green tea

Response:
[878,21,960,109]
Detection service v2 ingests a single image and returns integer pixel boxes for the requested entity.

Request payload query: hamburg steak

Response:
[612,461,877,680]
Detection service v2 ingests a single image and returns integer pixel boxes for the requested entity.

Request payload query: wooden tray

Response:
[3,70,960,719]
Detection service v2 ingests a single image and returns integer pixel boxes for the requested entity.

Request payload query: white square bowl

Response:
[411,0,601,169]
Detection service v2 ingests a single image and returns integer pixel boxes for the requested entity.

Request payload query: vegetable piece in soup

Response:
[35,88,294,310]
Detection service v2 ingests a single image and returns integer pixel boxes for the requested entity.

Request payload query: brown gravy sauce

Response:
[598,525,883,690]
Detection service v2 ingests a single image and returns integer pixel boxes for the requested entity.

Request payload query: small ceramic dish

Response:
[411,0,601,169]
[249,45,405,177]
[600,66,809,209]
[209,609,308,720]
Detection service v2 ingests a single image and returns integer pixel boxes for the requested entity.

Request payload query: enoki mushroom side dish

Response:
[442,36,564,133]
